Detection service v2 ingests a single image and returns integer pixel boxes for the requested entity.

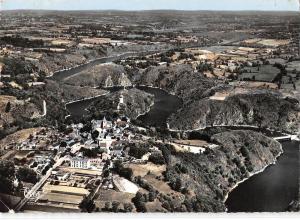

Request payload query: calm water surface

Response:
[226,140,299,212]
[63,56,299,213]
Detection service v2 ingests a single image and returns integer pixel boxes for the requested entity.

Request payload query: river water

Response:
[226,140,299,212]
[50,54,130,81]
[60,53,299,213]
[65,86,182,127]
[136,86,182,128]
[66,97,101,118]
[49,50,169,81]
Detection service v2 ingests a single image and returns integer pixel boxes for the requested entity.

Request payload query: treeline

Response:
[0,161,38,195]
[0,56,45,89]
[0,36,44,48]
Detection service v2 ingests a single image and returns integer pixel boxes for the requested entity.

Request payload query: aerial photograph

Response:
[0,0,299,215]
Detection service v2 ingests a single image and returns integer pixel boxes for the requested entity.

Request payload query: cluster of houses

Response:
[39,117,136,209]
[48,116,132,171]
[10,115,132,181]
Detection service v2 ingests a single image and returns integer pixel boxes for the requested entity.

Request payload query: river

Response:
[67,88,299,212]
[62,51,298,213]
[66,86,182,128]
[50,53,133,81]
[136,86,182,128]
[49,50,172,81]
[226,140,299,212]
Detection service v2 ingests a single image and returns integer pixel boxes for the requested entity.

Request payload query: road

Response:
[274,135,300,141]
[14,156,67,212]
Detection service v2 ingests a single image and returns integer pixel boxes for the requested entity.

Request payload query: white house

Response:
[70,157,102,169]
[70,157,90,169]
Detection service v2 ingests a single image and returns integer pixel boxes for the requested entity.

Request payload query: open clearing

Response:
[126,162,166,177]
[95,189,135,210]
[40,192,84,205]
[0,128,44,149]
[43,183,90,196]
[173,139,208,147]
[58,166,101,176]
[243,38,290,47]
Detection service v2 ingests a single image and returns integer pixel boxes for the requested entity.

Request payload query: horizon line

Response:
[2,9,300,12]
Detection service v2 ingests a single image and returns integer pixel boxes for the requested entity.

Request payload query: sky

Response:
[1,0,299,11]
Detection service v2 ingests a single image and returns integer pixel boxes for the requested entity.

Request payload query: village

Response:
[0,92,226,212]
[3,113,138,211]
[0,8,299,213]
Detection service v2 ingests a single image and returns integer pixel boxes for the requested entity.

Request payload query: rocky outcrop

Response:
[88,88,154,119]
[35,47,107,76]
[168,91,300,133]
[161,130,282,212]
[133,64,216,100]
[64,63,132,88]
[44,80,107,103]
[108,64,299,134]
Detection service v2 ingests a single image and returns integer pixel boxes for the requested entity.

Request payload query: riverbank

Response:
[225,140,299,212]
[47,52,129,78]
[167,124,298,212]
[136,86,183,128]
[168,124,299,138]
[138,84,178,96]
[65,92,109,105]
[62,84,298,212]
[62,82,298,213]
[49,49,172,81]
[134,100,155,120]
[65,92,110,119]
[223,140,284,205]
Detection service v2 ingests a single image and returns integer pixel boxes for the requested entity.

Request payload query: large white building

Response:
[70,157,102,169]
[70,157,90,169]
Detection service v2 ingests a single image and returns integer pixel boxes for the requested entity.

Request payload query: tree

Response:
[197,62,214,72]
[91,130,99,141]
[174,178,182,191]
[0,160,15,194]
[58,123,67,132]
[60,141,67,148]
[184,199,193,212]
[240,166,247,175]
[5,102,11,113]
[128,143,149,159]
[240,146,249,158]
[41,165,50,175]
[79,197,95,212]
[17,167,38,184]
[162,201,171,211]
[132,192,147,212]
[123,203,134,212]
[148,152,165,165]
[80,122,92,133]
[103,201,111,211]
[111,201,120,212]
[81,148,99,158]
[149,191,156,202]
[113,160,133,180]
